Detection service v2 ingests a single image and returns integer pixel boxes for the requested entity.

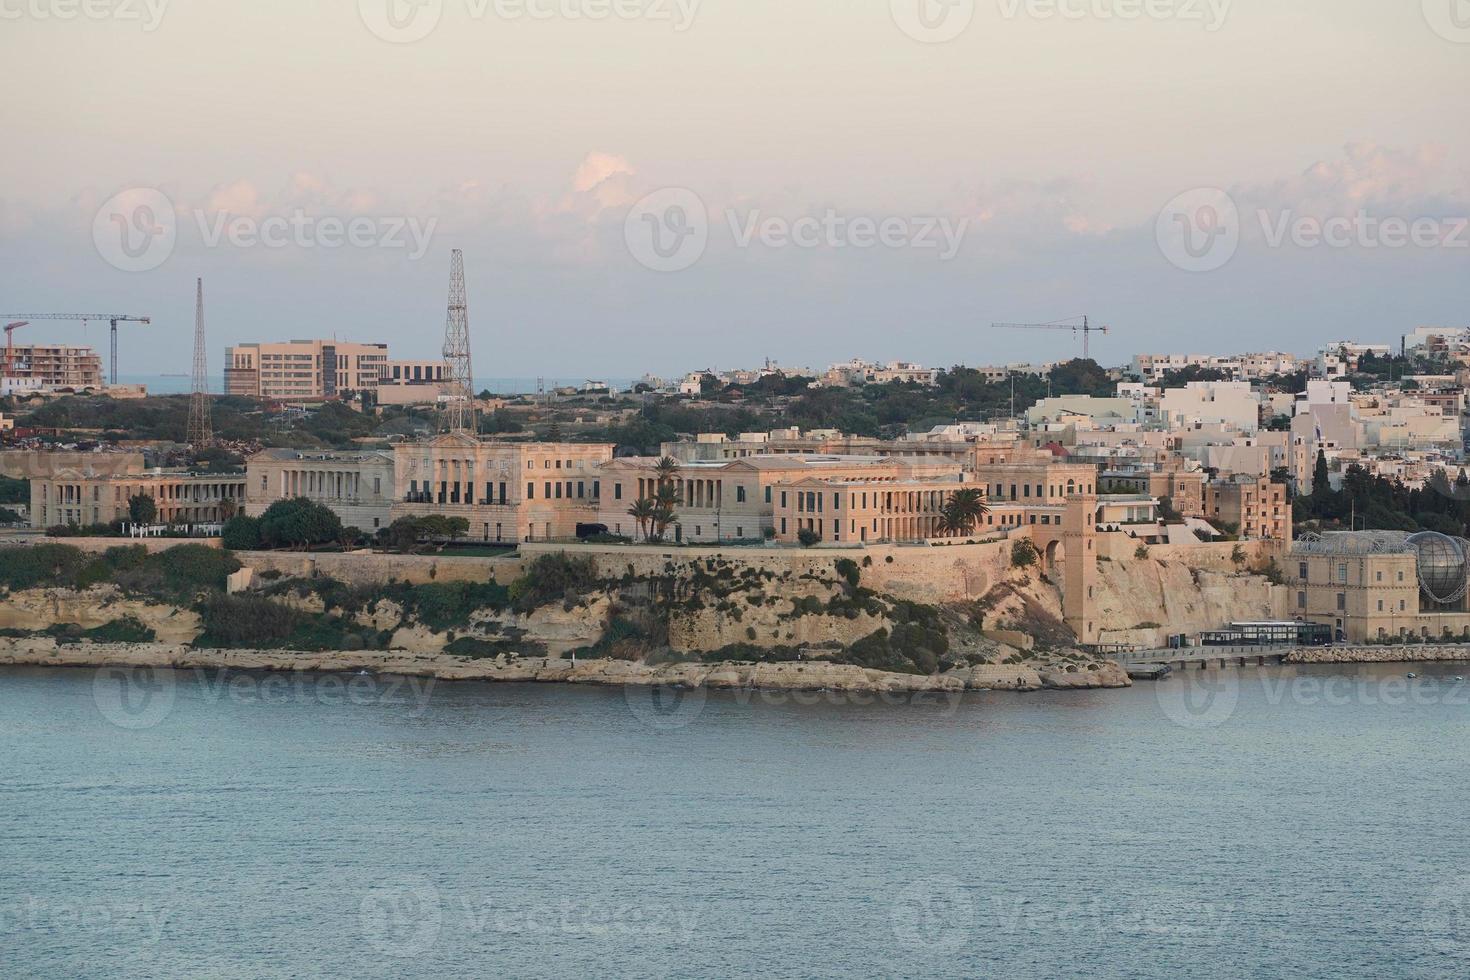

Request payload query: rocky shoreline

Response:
[1282,645,1470,666]
[0,638,1131,694]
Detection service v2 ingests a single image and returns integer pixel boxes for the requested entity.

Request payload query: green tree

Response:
[627,497,656,541]
[257,497,342,549]
[221,515,262,550]
[127,493,157,525]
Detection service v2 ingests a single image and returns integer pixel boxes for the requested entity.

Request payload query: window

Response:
[764,486,772,504]
[614,483,623,500]
[736,486,746,503]
[526,483,534,499]
[1299,562,1308,580]
[1337,563,1347,584]
[544,482,552,498]
[1297,591,1306,609]
[1336,593,1346,611]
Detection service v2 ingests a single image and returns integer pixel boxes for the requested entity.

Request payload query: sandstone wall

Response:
[519,537,1016,606]
[0,586,200,644]
[236,550,526,586]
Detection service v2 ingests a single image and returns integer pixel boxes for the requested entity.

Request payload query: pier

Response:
[1112,645,1294,675]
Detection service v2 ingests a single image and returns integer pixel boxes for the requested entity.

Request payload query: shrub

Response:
[1134,544,1149,560]
[1011,539,1038,568]
[444,635,519,658]
[399,580,511,631]
[221,515,262,550]
[195,593,302,648]
[111,545,240,602]
[797,528,820,547]
[1231,544,1247,565]
[0,544,90,591]
[85,616,157,644]
[834,557,861,588]
[508,553,600,614]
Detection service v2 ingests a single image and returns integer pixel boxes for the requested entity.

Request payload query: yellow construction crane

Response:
[992,315,1110,361]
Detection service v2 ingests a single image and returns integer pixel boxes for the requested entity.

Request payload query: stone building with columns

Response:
[391,432,615,543]
[29,468,246,529]
[244,449,397,532]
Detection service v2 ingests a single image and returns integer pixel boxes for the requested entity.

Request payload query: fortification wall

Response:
[519,537,1018,605]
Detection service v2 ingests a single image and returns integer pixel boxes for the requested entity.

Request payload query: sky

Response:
[1,0,1467,379]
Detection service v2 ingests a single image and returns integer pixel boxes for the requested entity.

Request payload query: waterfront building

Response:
[224,340,391,401]
[1288,531,1470,643]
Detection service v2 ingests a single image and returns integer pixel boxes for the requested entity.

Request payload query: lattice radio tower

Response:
[441,249,476,433]
[186,277,213,448]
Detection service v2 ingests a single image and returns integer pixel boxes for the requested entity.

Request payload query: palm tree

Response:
[939,488,990,537]
[627,497,656,541]
[654,456,680,490]
[651,484,682,542]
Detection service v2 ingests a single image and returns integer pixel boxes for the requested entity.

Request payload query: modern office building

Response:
[224,340,390,401]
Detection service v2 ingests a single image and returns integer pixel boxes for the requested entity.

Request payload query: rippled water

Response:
[5,661,1470,978]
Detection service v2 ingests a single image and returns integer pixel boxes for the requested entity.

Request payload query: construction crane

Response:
[3,321,26,378]
[0,313,151,384]
[992,315,1110,361]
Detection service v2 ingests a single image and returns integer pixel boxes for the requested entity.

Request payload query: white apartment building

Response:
[1158,381,1260,433]
[1129,352,1298,382]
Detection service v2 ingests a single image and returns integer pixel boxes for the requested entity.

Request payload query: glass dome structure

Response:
[1406,531,1469,605]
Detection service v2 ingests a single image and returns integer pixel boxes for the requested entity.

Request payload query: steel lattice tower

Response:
[441,249,476,434]
[186,277,213,448]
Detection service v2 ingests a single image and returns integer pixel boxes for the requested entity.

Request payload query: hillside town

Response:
[4,277,1470,654]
